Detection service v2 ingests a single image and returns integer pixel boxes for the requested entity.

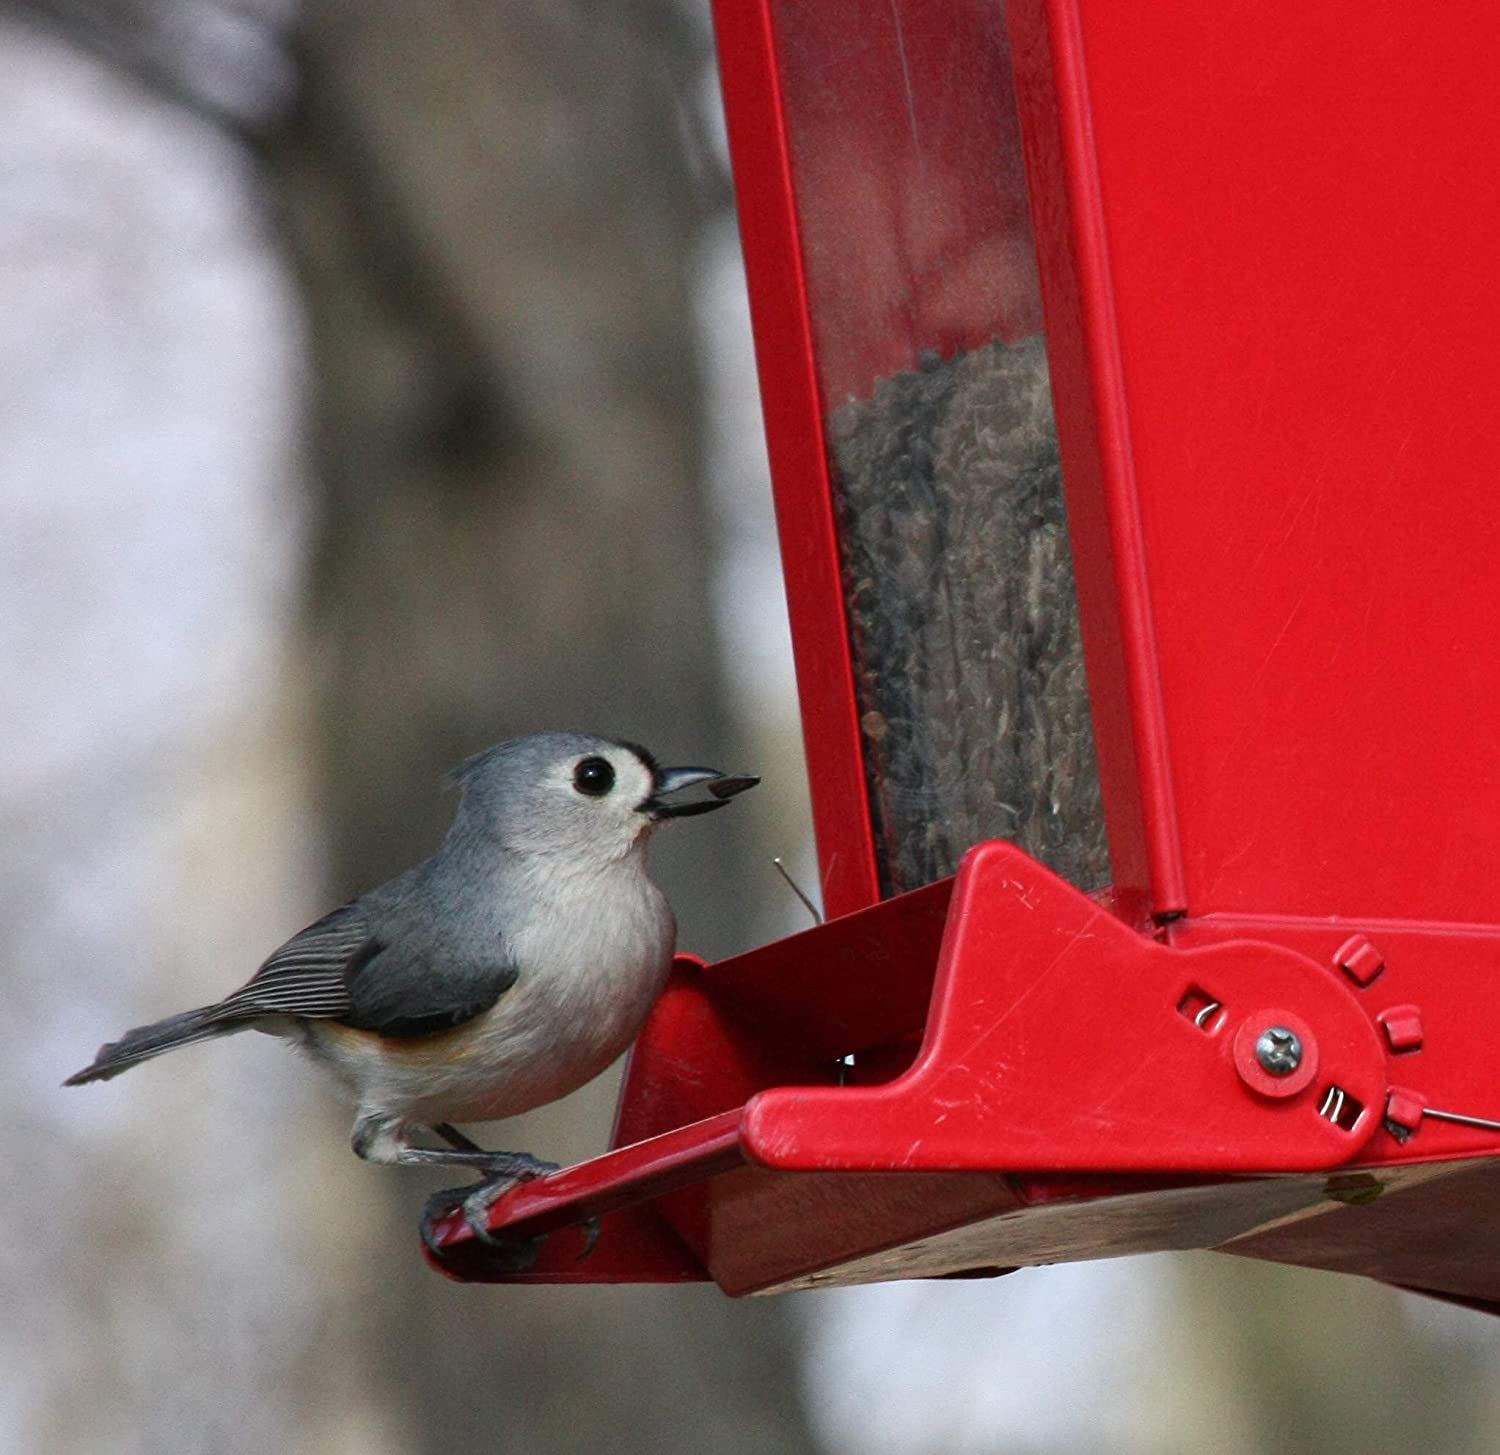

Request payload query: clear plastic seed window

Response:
[828,335,1109,897]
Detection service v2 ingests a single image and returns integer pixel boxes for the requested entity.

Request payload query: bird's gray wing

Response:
[338,934,518,1040]
[218,901,518,1040]
[216,904,375,1021]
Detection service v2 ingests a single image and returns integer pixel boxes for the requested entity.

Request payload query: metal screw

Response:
[1255,1026,1303,1076]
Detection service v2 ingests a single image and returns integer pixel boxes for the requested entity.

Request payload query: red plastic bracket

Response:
[427,842,1395,1284]
[740,842,1388,1173]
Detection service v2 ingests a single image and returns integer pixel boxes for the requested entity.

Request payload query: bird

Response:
[66,731,758,1257]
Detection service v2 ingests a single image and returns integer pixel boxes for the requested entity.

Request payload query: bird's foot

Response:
[420,1177,542,1270]
[419,1160,599,1267]
[420,1157,556,1245]
[475,1150,558,1183]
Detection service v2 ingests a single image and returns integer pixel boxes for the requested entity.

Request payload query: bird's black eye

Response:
[573,756,616,797]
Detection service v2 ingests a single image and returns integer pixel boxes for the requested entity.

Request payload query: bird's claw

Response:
[420,1179,542,1270]
[577,1214,600,1260]
[419,1168,600,1268]
[460,1175,525,1246]
[419,1189,461,1260]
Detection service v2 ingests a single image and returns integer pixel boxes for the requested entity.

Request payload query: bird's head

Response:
[448,731,758,864]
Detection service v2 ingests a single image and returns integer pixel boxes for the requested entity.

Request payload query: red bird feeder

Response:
[428,0,1500,1302]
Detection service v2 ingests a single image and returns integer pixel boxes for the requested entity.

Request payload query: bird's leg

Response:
[352,1112,557,1179]
[354,1115,596,1258]
[350,1116,598,1261]
[432,1122,482,1153]
[400,1145,560,1180]
[353,1112,548,1257]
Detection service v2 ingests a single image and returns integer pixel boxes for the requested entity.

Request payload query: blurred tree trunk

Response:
[266,3,818,1452]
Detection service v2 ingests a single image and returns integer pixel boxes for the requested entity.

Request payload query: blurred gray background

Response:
[7,3,1500,1453]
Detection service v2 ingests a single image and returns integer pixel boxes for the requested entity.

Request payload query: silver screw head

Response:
[1255,1026,1303,1076]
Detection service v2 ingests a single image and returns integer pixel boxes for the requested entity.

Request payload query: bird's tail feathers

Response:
[63,1006,240,1086]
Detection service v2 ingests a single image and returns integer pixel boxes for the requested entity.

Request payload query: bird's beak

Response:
[647,766,760,819]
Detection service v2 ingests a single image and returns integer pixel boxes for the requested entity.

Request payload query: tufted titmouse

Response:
[67,732,757,1250]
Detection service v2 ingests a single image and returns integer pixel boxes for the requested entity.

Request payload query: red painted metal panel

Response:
[1007,0,1183,916]
[712,0,879,917]
[1061,1,1500,923]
